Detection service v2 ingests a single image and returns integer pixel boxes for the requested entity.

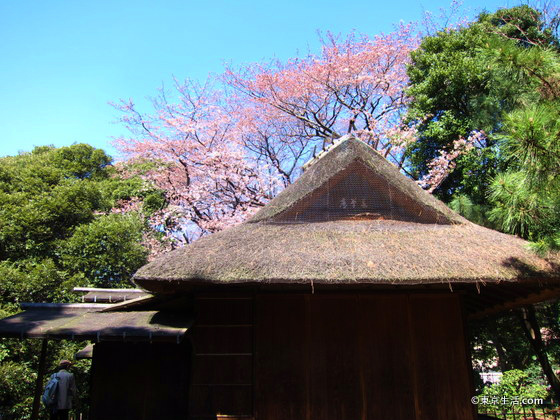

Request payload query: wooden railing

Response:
[479,405,560,419]
[0,411,87,420]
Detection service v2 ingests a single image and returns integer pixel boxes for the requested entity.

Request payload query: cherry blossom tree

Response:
[114,25,472,244]
[418,130,486,193]
[224,26,420,178]
[113,80,279,244]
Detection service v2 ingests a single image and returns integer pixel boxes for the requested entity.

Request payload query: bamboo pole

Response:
[31,339,48,420]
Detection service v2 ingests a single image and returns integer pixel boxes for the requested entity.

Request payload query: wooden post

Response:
[31,339,48,420]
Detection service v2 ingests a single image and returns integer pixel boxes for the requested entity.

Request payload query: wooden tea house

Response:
[1,136,560,420]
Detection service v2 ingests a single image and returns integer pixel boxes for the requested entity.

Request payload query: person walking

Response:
[49,360,77,420]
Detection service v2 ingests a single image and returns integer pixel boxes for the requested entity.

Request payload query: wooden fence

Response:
[479,405,560,419]
[0,412,87,420]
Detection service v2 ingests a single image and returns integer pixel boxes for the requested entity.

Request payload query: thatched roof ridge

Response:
[249,136,465,224]
[134,220,559,288]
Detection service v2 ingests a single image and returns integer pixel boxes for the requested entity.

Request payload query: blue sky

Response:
[0,0,519,159]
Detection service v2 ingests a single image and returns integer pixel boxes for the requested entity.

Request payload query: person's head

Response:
[58,359,72,370]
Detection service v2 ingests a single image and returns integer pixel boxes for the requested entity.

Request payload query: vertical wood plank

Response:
[255,294,307,420]
[360,295,417,420]
[409,294,475,420]
[308,295,362,420]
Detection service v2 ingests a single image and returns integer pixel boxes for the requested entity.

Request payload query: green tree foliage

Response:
[409,5,560,249]
[0,143,158,296]
[60,213,147,287]
[0,339,93,419]
[478,5,559,48]
[478,369,547,411]
[471,314,532,375]
[0,143,164,418]
[488,100,560,252]
[474,23,560,250]
[406,5,556,202]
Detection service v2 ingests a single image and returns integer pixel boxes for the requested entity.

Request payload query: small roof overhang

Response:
[74,287,150,303]
[75,343,94,359]
[0,303,191,343]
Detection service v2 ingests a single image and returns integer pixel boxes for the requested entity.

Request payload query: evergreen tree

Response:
[406,5,556,202]
[0,144,167,417]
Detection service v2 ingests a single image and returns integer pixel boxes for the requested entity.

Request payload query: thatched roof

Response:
[134,136,559,291]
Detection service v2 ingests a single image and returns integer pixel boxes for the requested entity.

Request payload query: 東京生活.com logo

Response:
[471,396,544,406]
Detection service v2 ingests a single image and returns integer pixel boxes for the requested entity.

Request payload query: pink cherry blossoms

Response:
[225,26,420,171]
[113,81,279,244]
[113,26,476,252]
[418,130,486,193]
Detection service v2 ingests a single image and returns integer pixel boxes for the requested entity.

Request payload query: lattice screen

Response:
[272,161,439,223]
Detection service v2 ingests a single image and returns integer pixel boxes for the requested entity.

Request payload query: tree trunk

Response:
[517,305,560,402]
[31,338,48,420]
[489,322,511,371]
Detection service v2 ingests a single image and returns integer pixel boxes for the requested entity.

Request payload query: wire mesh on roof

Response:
[272,161,441,223]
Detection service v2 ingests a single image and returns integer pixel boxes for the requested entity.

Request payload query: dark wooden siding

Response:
[308,295,363,420]
[90,341,190,420]
[409,295,475,420]
[189,295,254,419]
[255,293,474,420]
[255,295,307,420]
[360,295,417,420]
